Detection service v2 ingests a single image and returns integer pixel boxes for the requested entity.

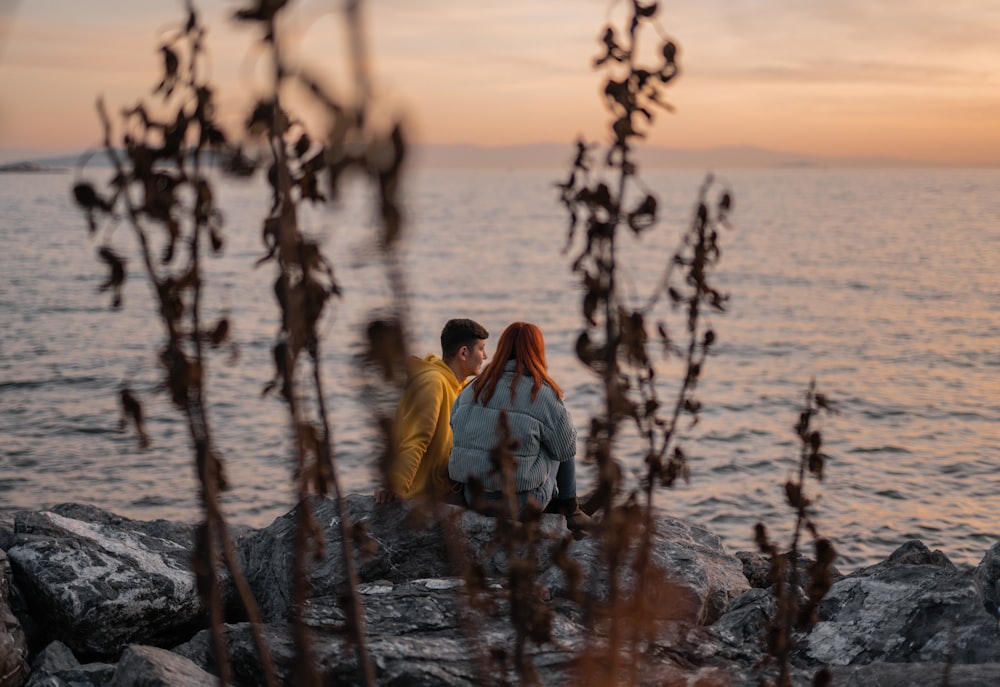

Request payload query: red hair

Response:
[472,322,563,405]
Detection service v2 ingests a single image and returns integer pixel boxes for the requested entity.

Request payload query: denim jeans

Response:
[465,459,577,519]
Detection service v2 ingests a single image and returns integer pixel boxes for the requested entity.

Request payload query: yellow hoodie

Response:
[389,354,465,500]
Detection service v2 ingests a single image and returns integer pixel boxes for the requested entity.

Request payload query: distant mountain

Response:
[1,143,935,173]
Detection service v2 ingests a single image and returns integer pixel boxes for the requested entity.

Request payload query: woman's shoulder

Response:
[512,377,560,406]
[534,382,564,405]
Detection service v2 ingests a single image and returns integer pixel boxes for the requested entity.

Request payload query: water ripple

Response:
[2,168,998,570]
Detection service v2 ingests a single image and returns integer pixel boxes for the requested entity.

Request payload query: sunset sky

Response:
[1,0,998,165]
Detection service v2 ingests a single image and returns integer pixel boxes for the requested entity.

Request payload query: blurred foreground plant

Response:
[73,0,413,684]
[556,1,732,682]
[755,381,838,687]
[72,4,278,684]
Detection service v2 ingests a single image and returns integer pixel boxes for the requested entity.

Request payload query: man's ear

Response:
[457,345,469,360]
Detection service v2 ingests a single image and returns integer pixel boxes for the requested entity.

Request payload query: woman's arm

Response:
[537,385,577,462]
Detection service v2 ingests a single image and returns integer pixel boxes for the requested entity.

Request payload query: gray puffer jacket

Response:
[448,360,576,492]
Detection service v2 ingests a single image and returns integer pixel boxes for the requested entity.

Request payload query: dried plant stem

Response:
[263,10,375,685]
[757,381,837,687]
[557,3,733,682]
[95,100,246,685]
[266,26,319,686]
[312,355,376,686]
[94,86,280,684]
[184,150,235,686]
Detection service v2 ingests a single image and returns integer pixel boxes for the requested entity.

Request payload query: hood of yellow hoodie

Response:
[407,354,464,391]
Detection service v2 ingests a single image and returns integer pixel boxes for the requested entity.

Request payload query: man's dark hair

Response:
[441,319,489,360]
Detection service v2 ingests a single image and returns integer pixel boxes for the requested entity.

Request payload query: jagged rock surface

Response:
[799,540,1000,667]
[237,495,749,626]
[5,504,203,657]
[5,501,1000,686]
[540,515,751,624]
[174,578,750,686]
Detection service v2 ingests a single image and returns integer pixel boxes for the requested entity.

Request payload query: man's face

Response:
[460,339,488,378]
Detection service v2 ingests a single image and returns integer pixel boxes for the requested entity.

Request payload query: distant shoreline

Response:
[0,161,67,174]
[3,143,993,172]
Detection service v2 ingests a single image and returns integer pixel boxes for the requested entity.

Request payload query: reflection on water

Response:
[1,167,998,570]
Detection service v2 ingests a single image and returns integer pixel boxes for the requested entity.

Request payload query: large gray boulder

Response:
[174,576,748,686]
[174,579,529,686]
[6,504,203,657]
[541,515,750,625]
[707,540,1000,685]
[236,495,520,622]
[800,540,1000,667]
[237,495,748,627]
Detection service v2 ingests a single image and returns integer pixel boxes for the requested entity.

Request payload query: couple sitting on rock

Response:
[374,318,591,533]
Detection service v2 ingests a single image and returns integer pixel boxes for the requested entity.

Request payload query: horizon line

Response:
[2,142,997,170]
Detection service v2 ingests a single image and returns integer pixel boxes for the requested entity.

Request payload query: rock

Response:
[708,587,775,662]
[735,550,773,589]
[109,645,215,686]
[301,578,594,685]
[24,641,115,687]
[540,515,749,625]
[175,577,737,686]
[173,622,294,686]
[14,499,1000,686]
[177,620,493,687]
[0,549,29,687]
[829,662,1000,686]
[973,541,1000,620]
[238,495,748,628]
[237,495,538,622]
[0,514,14,552]
[301,579,475,637]
[881,539,955,568]
[799,540,1000,667]
[6,504,203,657]
[29,641,79,674]
[736,549,845,590]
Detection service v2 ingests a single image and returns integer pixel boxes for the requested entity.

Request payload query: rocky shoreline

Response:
[2,496,1000,686]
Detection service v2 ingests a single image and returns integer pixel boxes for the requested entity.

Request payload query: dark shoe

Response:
[578,489,604,516]
[554,497,592,535]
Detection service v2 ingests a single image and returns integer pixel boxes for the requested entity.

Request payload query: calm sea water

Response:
[1,165,998,570]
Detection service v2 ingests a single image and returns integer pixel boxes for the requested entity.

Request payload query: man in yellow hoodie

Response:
[375,319,489,504]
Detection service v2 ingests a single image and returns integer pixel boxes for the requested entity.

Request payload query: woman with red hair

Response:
[449,322,590,531]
